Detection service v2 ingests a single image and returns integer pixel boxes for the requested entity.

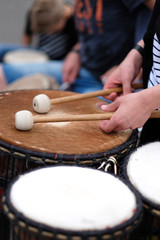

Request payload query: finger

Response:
[99,116,128,133]
[101,101,118,112]
[96,102,107,109]
[99,119,117,133]
[69,71,77,83]
[123,82,133,95]
[103,92,118,101]
[63,69,75,83]
[62,70,69,83]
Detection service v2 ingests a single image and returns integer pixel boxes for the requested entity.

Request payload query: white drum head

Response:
[4,49,49,63]
[127,141,160,205]
[10,166,137,231]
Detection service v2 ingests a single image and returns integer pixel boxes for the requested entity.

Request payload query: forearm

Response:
[124,40,144,80]
[140,84,160,111]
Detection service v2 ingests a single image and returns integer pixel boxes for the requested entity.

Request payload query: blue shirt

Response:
[74,0,146,79]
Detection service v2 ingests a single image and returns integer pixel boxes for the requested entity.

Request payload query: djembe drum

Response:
[3,49,49,63]
[0,90,138,239]
[0,90,138,189]
[2,166,143,240]
[122,142,160,239]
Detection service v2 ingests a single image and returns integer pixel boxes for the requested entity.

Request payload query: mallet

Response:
[15,109,160,131]
[33,83,143,113]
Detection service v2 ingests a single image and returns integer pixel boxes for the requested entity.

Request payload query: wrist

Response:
[133,44,144,57]
[127,47,143,74]
[145,85,160,110]
[71,48,80,54]
[138,87,159,113]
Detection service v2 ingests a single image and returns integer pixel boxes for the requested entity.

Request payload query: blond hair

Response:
[31,0,65,33]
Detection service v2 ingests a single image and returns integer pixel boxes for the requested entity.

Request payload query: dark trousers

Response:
[139,118,160,145]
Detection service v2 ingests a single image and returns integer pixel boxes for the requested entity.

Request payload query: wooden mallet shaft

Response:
[33,110,160,123]
[16,109,159,131]
[33,112,114,123]
[33,83,143,113]
[50,83,143,105]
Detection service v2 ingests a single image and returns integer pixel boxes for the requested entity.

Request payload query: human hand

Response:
[62,51,81,84]
[102,49,143,101]
[99,91,153,133]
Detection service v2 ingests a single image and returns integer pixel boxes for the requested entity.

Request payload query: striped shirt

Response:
[37,16,78,60]
[148,33,160,88]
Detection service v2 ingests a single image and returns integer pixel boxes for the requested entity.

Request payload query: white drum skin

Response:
[15,110,33,131]
[127,142,160,205]
[33,94,51,113]
[10,166,137,231]
[4,49,49,63]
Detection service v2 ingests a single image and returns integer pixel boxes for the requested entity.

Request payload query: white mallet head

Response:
[33,94,51,113]
[15,110,33,131]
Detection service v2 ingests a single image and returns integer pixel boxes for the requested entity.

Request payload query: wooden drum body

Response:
[122,142,160,239]
[2,166,143,240]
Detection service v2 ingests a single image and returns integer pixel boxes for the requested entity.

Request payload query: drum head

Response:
[0,90,137,163]
[123,142,160,214]
[3,166,142,239]
[3,49,49,63]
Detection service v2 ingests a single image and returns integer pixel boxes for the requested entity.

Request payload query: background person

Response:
[0,0,155,93]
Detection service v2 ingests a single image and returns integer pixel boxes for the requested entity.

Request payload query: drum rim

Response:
[2,166,143,240]
[0,129,138,165]
[122,149,160,217]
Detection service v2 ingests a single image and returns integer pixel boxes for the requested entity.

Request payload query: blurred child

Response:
[0,0,78,61]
